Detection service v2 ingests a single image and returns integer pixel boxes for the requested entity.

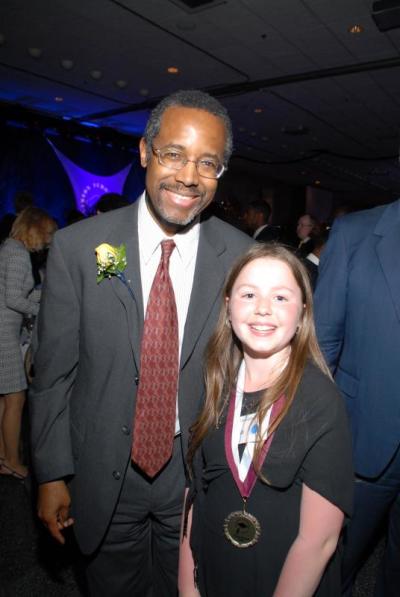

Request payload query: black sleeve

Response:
[264,364,354,518]
[299,384,354,517]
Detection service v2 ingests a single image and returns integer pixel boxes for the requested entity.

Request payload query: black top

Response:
[189,362,354,597]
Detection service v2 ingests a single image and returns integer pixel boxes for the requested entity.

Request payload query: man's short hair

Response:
[95,193,130,213]
[143,89,233,164]
[247,200,271,223]
[14,191,34,213]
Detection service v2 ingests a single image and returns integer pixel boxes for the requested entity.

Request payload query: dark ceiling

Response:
[2,0,400,199]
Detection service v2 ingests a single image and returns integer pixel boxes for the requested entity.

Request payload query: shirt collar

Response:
[138,192,200,265]
[306,252,319,266]
[254,224,268,238]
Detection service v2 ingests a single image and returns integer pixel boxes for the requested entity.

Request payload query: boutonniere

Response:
[95,243,127,283]
[95,243,134,299]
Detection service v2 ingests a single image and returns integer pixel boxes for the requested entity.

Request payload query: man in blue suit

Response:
[314,199,400,596]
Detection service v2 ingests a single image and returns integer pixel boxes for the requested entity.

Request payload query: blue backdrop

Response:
[0,126,146,226]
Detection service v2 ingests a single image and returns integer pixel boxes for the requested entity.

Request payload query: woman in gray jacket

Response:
[0,207,56,479]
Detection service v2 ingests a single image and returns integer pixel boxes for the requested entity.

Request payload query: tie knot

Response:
[161,239,175,263]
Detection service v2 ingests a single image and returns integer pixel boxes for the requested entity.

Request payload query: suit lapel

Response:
[106,202,144,369]
[374,200,400,323]
[180,219,226,369]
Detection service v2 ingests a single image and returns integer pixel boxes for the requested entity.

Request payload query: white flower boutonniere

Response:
[95,243,134,299]
[95,243,127,283]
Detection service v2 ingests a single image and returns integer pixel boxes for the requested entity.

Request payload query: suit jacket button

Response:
[122,425,130,435]
[113,470,121,480]
[134,376,139,385]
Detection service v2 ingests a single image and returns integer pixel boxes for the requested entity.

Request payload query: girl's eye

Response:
[275,295,288,302]
[242,292,255,299]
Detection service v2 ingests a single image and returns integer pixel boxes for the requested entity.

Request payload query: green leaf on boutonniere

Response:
[95,243,127,283]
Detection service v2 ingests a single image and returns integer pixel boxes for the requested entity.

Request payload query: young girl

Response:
[179,244,353,597]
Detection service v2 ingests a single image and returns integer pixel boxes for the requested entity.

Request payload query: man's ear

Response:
[139,138,148,167]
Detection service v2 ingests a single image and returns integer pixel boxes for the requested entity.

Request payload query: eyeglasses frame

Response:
[151,146,226,180]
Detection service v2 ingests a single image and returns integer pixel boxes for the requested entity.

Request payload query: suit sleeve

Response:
[313,220,349,371]
[29,234,80,483]
[5,244,40,316]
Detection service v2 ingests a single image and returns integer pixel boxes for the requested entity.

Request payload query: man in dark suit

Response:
[296,213,317,257]
[243,199,281,242]
[302,229,329,291]
[314,200,400,596]
[29,90,252,596]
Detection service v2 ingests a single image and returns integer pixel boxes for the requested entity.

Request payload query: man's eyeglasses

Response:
[152,146,226,180]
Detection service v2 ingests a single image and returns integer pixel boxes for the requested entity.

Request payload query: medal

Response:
[224,499,261,548]
[223,361,285,548]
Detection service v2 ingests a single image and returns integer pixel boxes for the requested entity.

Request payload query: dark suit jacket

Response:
[254,224,281,243]
[29,200,253,554]
[296,237,314,258]
[303,257,318,291]
[314,200,400,478]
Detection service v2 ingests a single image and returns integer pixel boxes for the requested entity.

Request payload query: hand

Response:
[37,480,74,544]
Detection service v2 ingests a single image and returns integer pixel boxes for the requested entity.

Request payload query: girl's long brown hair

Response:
[187,243,331,477]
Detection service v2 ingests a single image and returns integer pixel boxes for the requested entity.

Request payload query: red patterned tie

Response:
[131,239,179,477]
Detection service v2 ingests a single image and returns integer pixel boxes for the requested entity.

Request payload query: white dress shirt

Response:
[137,192,200,433]
[306,252,319,266]
[253,224,268,239]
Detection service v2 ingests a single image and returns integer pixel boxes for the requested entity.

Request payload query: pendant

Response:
[223,501,261,548]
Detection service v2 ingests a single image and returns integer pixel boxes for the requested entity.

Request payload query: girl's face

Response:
[227,257,303,363]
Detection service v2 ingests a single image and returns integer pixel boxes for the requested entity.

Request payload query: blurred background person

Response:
[243,199,282,242]
[94,192,130,214]
[14,191,35,215]
[0,207,57,480]
[303,228,329,291]
[296,213,319,257]
[0,191,36,245]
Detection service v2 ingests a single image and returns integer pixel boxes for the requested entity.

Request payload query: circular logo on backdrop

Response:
[80,182,109,214]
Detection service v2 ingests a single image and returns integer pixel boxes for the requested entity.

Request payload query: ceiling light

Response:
[28,47,43,58]
[115,79,128,88]
[167,66,179,74]
[314,179,321,185]
[348,24,364,34]
[254,108,263,113]
[238,126,246,132]
[61,59,74,70]
[54,97,64,102]
[139,88,149,96]
[261,136,269,141]
[250,132,257,137]
[90,70,103,80]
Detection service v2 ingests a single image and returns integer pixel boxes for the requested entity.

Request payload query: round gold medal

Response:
[223,510,261,548]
